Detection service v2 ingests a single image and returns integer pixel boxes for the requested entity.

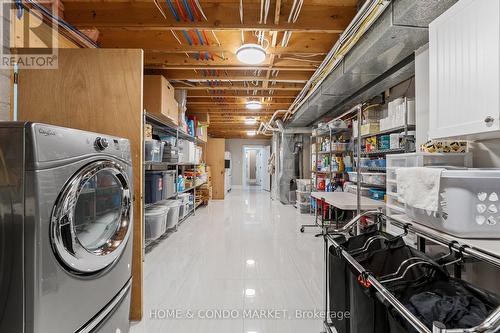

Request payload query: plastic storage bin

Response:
[162,170,177,199]
[298,202,311,214]
[362,172,386,186]
[145,205,168,241]
[178,193,191,204]
[379,135,390,150]
[145,140,164,162]
[145,172,163,204]
[347,172,359,182]
[179,202,191,219]
[405,169,500,238]
[296,179,312,192]
[345,184,371,197]
[157,199,181,229]
[368,189,385,201]
[296,190,311,204]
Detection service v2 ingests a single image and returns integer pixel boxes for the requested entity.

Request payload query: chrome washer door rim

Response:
[50,160,132,274]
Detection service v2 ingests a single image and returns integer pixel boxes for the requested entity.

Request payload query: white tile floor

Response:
[130,187,325,333]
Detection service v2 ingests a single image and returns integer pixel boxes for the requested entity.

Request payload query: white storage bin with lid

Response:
[156,200,182,229]
[405,169,500,239]
[145,205,169,241]
[177,193,191,204]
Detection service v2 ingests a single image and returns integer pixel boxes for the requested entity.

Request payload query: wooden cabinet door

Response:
[206,138,225,200]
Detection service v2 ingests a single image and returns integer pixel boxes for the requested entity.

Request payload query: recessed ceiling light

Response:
[246,101,262,110]
[245,288,256,297]
[247,131,256,136]
[246,259,256,266]
[236,43,266,64]
[245,118,257,125]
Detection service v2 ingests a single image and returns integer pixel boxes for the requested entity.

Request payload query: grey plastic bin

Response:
[406,169,500,239]
[145,205,168,241]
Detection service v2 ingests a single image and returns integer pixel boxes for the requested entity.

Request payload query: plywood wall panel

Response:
[17,48,144,321]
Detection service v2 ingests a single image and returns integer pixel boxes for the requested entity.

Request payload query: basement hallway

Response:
[131,188,325,333]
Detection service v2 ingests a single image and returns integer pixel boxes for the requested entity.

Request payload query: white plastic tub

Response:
[156,200,181,229]
[406,169,500,238]
[145,205,168,241]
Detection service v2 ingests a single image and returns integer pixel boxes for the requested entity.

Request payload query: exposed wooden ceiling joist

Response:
[63,2,356,33]
[146,64,317,71]
[145,53,320,68]
[61,0,358,137]
[144,69,311,82]
[186,91,297,98]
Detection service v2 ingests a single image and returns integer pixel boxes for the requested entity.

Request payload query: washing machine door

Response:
[51,159,132,275]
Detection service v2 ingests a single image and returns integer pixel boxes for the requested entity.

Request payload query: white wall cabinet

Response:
[429,0,500,140]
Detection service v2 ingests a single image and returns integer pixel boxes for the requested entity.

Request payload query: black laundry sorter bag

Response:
[387,276,500,332]
[355,245,500,332]
[348,244,443,333]
[328,227,404,333]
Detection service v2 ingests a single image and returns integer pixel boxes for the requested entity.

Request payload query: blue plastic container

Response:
[379,135,390,150]
[368,189,386,201]
[145,172,164,204]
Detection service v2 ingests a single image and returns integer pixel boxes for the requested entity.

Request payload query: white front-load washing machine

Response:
[0,122,134,333]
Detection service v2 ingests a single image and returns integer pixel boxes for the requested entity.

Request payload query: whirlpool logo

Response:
[38,128,56,137]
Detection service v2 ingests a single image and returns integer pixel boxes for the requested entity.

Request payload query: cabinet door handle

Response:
[485,116,495,125]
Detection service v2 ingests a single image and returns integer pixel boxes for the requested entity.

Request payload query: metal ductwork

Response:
[287,0,458,127]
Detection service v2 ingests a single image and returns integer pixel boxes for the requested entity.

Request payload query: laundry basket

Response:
[406,169,500,239]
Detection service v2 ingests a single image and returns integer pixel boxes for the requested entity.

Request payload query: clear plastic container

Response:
[362,172,386,185]
[145,140,164,162]
[368,189,386,201]
[297,202,311,214]
[296,190,311,204]
[345,184,371,197]
[156,200,181,229]
[145,205,168,241]
[347,172,359,182]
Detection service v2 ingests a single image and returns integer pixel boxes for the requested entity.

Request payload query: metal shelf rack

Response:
[143,112,208,253]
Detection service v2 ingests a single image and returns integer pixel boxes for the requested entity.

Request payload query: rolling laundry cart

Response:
[323,211,500,333]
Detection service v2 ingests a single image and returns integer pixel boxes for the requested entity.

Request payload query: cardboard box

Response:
[361,123,380,136]
[144,75,179,125]
[144,124,153,141]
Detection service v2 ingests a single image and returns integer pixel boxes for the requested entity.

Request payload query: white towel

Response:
[396,167,444,212]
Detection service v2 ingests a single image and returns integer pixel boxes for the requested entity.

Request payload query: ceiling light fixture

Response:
[245,288,256,297]
[246,259,256,266]
[247,131,257,136]
[236,43,266,64]
[246,101,262,110]
[245,118,257,125]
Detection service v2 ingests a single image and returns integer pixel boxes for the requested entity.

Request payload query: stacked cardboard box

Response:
[198,184,212,205]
